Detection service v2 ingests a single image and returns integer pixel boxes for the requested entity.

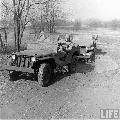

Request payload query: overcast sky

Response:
[64,0,120,21]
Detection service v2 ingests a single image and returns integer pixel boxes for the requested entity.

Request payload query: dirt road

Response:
[1,29,120,119]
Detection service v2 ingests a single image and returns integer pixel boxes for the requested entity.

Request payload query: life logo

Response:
[100,109,119,119]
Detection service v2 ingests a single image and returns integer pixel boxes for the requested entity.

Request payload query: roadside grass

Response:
[1,27,120,58]
[2,29,62,54]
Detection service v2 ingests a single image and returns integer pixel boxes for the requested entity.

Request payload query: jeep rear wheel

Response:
[37,63,53,87]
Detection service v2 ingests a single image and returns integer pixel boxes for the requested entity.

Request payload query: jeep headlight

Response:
[12,55,16,60]
[31,57,36,62]
[90,47,94,50]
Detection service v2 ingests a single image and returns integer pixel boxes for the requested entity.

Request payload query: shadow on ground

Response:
[49,61,95,86]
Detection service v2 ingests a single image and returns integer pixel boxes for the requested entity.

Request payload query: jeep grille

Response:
[15,56,32,68]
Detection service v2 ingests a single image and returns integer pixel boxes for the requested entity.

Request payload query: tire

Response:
[68,55,78,73]
[37,63,53,87]
[9,71,21,81]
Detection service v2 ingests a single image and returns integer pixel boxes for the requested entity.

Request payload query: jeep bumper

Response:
[0,65,34,73]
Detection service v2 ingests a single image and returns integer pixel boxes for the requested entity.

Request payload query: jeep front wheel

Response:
[9,71,21,81]
[37,63,53,87]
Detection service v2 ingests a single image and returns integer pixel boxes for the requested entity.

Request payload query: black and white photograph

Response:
[0,0,120,119]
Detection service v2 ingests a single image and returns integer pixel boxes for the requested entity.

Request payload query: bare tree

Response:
[12,0,33,51]
[0,33,4,51]
[1,0,63,51]
[73,19,82,31]
[44,0,62,33]
[0,1,12,51]
[29,4,45,40]
[1,0,35,51]
[33,0,62,33]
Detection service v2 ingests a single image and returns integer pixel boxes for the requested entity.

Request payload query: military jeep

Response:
[0,34,96,87]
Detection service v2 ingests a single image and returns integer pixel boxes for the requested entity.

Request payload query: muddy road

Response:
[1,28,120,119]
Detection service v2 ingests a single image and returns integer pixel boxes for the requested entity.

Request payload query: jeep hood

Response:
[15,49,57,56]
[15,42,57,56]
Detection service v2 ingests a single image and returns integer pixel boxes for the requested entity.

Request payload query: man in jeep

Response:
[57,34,74,60]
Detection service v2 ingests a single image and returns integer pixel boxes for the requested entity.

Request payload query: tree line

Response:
[0,0,63,52]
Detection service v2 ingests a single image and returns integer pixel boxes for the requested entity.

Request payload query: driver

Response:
[65,34,73,51]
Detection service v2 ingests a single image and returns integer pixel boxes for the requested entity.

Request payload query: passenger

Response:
[57,34,73,60]
[92,35,98,48]
[57,35,66,60]
[64,34,73,51]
